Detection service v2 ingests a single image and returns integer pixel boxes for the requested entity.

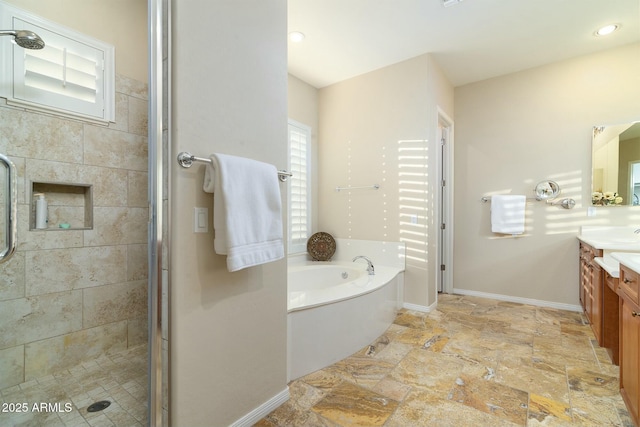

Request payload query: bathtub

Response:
[287,261,403,381]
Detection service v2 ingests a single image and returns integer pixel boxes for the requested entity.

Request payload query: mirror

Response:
[592,122,640,206]
[534,180,560,200]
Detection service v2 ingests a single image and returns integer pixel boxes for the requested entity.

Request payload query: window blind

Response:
[12,18,106,119]
[0,4,115,123]
[288,120,311,253]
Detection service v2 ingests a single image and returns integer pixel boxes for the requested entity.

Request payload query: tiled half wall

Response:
[0,74,149,390]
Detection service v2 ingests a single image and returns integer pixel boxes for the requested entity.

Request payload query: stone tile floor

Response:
[258,294,633,427]
[0,344,147,427]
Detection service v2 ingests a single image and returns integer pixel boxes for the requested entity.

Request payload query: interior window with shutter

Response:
[288,120,312,254]
[0,3,115,123]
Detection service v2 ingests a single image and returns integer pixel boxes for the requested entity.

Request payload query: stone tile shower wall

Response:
[0,75,148,390]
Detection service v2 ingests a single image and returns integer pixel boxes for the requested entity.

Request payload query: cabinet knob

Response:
[633,311,640,317]
[624,278,633,284]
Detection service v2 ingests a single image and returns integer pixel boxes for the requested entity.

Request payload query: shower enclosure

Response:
[0,0,165,425]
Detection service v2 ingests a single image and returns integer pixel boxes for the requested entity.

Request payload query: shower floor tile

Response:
[258,294,631,427]
[0,344,147,427]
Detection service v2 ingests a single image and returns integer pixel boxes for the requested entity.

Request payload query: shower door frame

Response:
[147,0,166,425]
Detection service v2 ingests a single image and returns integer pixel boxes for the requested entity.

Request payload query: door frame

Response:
[437,108,454,294]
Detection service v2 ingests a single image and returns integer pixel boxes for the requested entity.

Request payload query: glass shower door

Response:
[0,153,16,265]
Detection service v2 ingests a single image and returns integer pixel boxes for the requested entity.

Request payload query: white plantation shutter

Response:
[288,120,311,253]
[0,5,114,123]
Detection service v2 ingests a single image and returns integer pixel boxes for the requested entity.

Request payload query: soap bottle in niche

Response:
[34,193,48,229]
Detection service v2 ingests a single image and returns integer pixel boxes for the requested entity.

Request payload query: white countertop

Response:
[578,225,640,251]
[612,252,640,275]
[594,256,620,278]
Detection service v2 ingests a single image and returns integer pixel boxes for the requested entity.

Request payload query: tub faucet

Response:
[635,228,640,234]
[353,256,375,275]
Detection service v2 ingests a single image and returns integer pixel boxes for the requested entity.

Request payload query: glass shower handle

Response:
[0,153,17,264]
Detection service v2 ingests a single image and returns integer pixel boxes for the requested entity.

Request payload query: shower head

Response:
[0,30,45,50]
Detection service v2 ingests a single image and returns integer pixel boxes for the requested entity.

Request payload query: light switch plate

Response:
[194,207,208,233]
[587,206,596,217]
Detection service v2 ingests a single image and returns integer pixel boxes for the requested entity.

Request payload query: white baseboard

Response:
[451,288,582,312]
[402,301,437,313]
[230,387,290,427]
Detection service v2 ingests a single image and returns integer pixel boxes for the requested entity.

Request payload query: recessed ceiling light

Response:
[595,24,620,37]
[289,31,305,43]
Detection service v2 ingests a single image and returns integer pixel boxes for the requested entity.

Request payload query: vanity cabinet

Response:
[579,242,604,343]
[619,264,640,427]
[603,272,620,364]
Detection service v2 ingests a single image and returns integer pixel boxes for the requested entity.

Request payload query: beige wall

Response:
[0,74,149,389]
[170,1,288,425]
[454,43,640,307]
[3,0,148,83]
[316,54,454,309]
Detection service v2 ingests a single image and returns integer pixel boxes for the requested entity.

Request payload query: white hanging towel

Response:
[203,153,284,272]
[491,195,526,235]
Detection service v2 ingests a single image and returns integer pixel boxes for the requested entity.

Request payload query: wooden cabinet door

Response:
[620,294,640,426]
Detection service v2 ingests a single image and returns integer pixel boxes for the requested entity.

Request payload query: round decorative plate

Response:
[307,232,336,261]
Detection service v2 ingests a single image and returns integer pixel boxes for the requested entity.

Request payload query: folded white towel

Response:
[203,153,284,272]
[491,195,526,235]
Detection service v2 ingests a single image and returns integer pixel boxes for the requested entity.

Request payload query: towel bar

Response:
[481,196,536,202]
[336,184,380,192]
[481,196,576,209]
[176,151,292,182]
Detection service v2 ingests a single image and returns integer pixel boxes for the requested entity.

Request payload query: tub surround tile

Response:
[83,125,148,172]
[83,280,147,328]
[24,321,128,380]
[116,74,148,100]
[0,346,24,389]
[0,105,84,163]
[128,171,149,207]
[25,246,127,295]
[0,73,149,426]
[0,291,83,349]
[128,96,149,137]
[17,205,84,251]
[1,344,147,427]
[127,244,149,281]
[9,156,26,204]
[0,251,25,301]
[110,91,129,133]
[84,207,148,246]
[26,159,129,208]
[261,294,630,426]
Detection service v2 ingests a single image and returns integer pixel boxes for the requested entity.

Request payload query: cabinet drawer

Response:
[620,264,639,305]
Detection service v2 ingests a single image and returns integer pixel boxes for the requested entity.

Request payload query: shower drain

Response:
[87,400,111,413]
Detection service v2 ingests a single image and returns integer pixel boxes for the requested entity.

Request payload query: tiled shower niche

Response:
[30,181,93,230]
